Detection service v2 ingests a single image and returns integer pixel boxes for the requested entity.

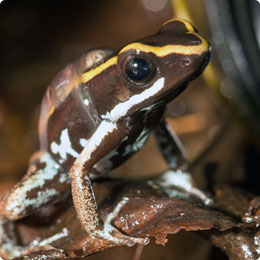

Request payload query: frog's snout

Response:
[160,18,211,77]
[160,18,211,53]
[199,44,211,71]
[160,18,199,35]
[180,41,211,80]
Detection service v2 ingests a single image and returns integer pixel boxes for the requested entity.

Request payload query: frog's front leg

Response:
[0,151,70,221]
[154,120,187,171]
[70,120,149,246]
[154,121,212,205]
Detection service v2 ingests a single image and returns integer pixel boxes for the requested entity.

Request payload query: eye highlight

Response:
[120,54,156,85]
[125,57,152,81]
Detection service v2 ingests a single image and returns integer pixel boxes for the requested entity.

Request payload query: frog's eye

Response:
[120,55,156,85]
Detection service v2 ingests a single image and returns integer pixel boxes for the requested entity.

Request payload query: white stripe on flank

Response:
[51,128,79,159]
[101,77,165,121]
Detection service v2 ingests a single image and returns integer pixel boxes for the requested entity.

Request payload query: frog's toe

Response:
[153,170,213,205]
[90,196,149,246]
[92,223,149,246]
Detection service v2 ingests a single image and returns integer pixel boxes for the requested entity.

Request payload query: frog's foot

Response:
[91,197,149,246]
[152,170,213,205]
[0,217,69,259]
[0,218,27,259]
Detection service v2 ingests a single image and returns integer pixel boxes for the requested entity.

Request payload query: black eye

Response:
[125,57,155,84]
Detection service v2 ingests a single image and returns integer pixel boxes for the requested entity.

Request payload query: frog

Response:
[0,18,211,254]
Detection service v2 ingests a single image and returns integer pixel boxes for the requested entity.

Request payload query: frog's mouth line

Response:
[140,100,165,112]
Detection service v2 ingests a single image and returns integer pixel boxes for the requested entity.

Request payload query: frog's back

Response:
[38,49,113,167]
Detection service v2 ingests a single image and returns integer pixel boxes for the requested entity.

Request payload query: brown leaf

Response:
[0,180,239,260]
[202,186,260,260]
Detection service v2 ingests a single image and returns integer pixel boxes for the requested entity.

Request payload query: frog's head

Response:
[117,18,210,106]
[81,19,210,121]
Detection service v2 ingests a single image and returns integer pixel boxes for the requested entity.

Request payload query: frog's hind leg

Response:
[153,121,212,205]
[0,218,27,259]
[0,151,70,221]
[0,217,69,259]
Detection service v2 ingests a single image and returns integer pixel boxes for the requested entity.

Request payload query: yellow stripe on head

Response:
[81,19,207,84]
[119,40,209,58]
[82,56,117,83]
[163,18,196,33]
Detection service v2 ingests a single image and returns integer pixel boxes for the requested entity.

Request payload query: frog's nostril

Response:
[182,59,191,67]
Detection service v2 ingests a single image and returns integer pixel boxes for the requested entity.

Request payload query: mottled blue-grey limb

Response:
[154,121,187,171]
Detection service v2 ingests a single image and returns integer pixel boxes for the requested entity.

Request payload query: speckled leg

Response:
[154,121,212,205]
[0,218,32,259]
[0,218,24,259]
[0,217,69,259]
[0,151,70,221]
[70,120,149,246]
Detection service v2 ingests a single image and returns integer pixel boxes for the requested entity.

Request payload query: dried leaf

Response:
[0,180,240,260]
[203,186,260,260]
